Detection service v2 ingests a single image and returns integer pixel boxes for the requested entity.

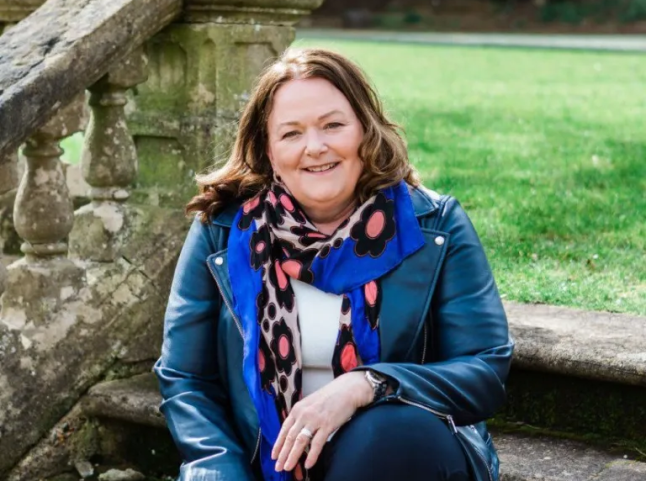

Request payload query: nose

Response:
[304,129,328,158]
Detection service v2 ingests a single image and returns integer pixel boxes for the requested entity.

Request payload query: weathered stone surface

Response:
[0,204,188,476]
[47,474,79,481]
[99,468,145,481]
[506,301,646,386]
[595,460,646,480]
[0,0,43,23]
[2,256,85,325]
[69,202,134,263]
[74,459,94,478]
[0,0,182,159]
[82,373,165,429]
[0,150,18,194]
[183,0,324,24]
[0,250,6,293]
[13,94,85,257]
[64,163,91,200]
[5,403,99,481]
[128,22,295,206]
[495,431,620,480]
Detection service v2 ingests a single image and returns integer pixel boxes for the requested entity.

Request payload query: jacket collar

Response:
[211,184,438,228]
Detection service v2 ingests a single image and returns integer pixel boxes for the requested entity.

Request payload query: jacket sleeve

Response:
[360,198,514,426]
[153,217,255,481]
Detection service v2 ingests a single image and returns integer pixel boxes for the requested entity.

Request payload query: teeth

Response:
[306,163,337,172]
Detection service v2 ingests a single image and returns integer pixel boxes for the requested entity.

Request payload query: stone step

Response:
[82,372,165,429]
[82,374,646,481]
[503,302,646,445]
[495,431,646,481]
[506,301,646,388]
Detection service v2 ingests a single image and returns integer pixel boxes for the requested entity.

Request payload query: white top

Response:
[291,278,342,397]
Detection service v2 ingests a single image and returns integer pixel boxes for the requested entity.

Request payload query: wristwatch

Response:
[364,369,388,403]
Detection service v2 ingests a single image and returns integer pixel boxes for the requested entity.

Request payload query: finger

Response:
[283,428,315,472]
[275,422,303,471]
[304,429,329,470]
[272,416,295,460]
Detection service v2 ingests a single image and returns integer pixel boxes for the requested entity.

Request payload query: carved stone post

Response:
[126,0,324,207]
[2,96,86,322]
[0,0,43,287]
[69,48,148,262]
[13,96,85,258]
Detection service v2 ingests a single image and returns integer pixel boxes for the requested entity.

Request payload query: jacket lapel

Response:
[379,227,448,361]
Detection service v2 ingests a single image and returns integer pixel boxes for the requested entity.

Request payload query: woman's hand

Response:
[271,371,373,472]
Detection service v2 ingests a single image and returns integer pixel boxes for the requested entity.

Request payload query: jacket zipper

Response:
[396,396,457,433]
[421,323,428,364]
[206,259,262,464]
[251,428,262,464]
[396,396,493,481]
[468,426,495,481]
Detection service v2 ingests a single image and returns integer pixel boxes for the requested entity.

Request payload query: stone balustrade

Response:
[0,151,17,295]
[0,0,324,478]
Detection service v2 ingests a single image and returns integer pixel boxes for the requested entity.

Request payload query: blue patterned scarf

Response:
[227,180,424,480]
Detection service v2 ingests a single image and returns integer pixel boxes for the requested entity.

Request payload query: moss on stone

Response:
[70,419,101,462]
[497,368,646,459]
[97,420,180,478]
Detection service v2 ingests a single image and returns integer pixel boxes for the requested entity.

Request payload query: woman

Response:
[154,47,513,481]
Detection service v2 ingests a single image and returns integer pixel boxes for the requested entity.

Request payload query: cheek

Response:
[270,143,301,174]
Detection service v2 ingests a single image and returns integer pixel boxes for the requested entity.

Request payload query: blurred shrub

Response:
[538,0,646,24]
[620,0,646,22]
[540,2,584,24]
[403,10,423,24]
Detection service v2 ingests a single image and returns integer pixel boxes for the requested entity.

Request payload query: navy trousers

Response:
[309,404,470,481]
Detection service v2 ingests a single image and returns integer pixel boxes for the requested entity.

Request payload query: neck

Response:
[306,198,357,235]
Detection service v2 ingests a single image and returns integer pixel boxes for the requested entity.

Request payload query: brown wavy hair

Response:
[186,47,420,222]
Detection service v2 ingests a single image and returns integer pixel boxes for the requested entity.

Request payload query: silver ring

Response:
[299,427,313,439]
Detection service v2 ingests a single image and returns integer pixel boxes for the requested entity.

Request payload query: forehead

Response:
[269,78,354,122]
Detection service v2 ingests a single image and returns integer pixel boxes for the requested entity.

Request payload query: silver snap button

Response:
[215,256,224,265]
[434,236,445,246]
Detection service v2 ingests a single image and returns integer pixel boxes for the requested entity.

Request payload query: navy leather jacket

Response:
[154,186,514,481]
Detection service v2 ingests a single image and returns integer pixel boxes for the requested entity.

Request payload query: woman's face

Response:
[266,77,364,218]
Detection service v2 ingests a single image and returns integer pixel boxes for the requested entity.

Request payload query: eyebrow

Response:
[278,109,344,128]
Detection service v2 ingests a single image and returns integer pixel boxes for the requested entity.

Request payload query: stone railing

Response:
[0,0,323,477]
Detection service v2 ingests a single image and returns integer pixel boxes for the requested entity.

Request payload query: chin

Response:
[303,189,346,206]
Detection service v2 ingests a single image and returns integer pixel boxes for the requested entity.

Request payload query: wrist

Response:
[352,371,374,407]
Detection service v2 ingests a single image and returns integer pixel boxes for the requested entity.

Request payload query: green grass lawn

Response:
[63,41,646,316]
[291,39,646,315]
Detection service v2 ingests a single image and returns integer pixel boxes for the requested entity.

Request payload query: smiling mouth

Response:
[304,162,339,173]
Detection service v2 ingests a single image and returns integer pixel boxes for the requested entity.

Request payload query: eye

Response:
[281,130,300,140]
[325,122,344,130]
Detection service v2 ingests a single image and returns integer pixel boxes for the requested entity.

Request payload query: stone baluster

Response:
[69,48,148,262]
[2,95,86,323]
[13,95,86,259]
[126,0,325,208]
[0,0,47,294]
